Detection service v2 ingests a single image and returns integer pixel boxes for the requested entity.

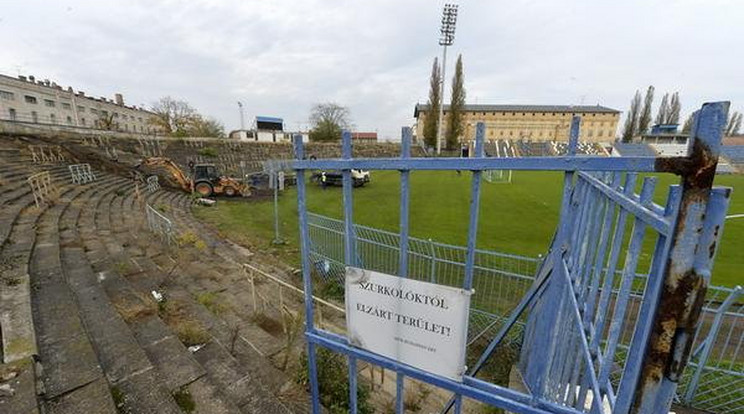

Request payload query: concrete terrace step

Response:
[85,180,247,413]
[101,186,270,413]
[28,176,120,413]
[113,188,308,412]
[1,170,93,364]
[61,177,182,414]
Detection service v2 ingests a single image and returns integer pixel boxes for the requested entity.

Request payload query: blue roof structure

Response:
[256,116,283,124]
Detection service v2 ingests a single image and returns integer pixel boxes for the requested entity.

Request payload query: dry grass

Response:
[111,291,157,323]
[158,299,210,346]
[195,291,228,315]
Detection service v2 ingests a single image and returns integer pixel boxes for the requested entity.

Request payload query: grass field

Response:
[194,170,744,288]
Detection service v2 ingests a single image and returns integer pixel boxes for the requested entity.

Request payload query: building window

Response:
[78,106,85,113]
[50,113,56,123]
[90,108,98,115]
[124,124,128,131]
[598,130,604,137]
[25,95,37,104]
[8,108,16,120]
[81,118,86,126]
[587,130,594,137]
[138,117,143,122]
[44,99,55,107]
[113,112,119,118]
[101,110,108,117]
[0,90,14,100]
[66,116,73,124]
[61,102,71,110]
[31,111,38,122]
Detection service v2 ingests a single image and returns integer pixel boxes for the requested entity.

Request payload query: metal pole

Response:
[238,101,245,131]
[272,171,283,244]
[436,45,448,155]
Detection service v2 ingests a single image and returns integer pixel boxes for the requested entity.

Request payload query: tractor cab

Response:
[193,164,221,184]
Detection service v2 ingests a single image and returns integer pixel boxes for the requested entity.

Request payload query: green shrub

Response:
[297,347,373,414]
[198,147,218,158]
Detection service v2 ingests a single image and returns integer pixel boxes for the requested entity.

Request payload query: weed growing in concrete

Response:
[172,386,195,413]
[110,386,127,413]
[195,291,227,315]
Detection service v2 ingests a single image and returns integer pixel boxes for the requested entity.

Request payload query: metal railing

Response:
[146,175,160,193]
[145,203,174,244]
[28,145,66,163]
[68,163,96,184]
[26,171,59,208]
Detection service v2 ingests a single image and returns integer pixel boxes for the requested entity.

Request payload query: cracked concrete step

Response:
[2,176,117,364]
[28,179,120,413]
[59,178,182,414]
[100,187,255,413]
[192,341,293,414]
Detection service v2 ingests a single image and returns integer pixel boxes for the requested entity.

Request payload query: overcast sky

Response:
[1,0,741,140]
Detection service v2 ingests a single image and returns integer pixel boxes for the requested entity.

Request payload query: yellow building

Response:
[414,104,620,144]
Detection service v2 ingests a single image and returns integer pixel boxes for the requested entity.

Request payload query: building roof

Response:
[256,116,283,124]
[414,103,620,117]
[351,132,377,140]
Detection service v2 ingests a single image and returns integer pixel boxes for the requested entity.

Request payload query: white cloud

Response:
[0,0,741,140]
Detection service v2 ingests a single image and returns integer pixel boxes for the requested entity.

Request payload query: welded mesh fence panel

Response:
[307,213,540,343]
[308,209,743,413]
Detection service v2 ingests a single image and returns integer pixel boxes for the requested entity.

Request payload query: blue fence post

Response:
[396,126,412,413]
[294,134,321,414]
[619,101,729,414]
[341,130,359,414]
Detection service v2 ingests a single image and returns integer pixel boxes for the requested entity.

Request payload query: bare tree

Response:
[149,97,198,135]
[622,90,642,142]
[445,54,466,150]
[638,85,655,134]
[655,93,669,125]
[423,57,441,148]
[309,103,351,142]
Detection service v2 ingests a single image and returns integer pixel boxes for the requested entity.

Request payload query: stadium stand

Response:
[612,142,658,157]
[0,135,309,413]
[721,145,744,172]
[552,141,608,156]
[517,140,554,156]
[484,139,518,157]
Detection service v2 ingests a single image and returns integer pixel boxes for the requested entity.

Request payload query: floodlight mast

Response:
[436,3,458,155]
[238,101,245,131]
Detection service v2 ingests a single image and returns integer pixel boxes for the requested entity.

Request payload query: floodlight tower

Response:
[237,101,245,130]
[436,3,458,155]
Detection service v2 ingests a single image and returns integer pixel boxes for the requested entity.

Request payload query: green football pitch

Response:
[194,170,743,288]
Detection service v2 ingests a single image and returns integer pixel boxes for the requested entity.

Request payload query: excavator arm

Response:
[136,157,193,192]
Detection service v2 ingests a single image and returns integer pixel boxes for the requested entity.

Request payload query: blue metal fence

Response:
[292,102,733,414]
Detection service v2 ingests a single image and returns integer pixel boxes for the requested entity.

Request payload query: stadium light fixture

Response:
[436,3,459,155]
